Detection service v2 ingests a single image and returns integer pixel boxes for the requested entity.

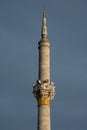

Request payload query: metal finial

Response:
[41,10,47,39]
[43,9,46,18]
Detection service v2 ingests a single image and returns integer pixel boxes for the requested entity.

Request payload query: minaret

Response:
[33,10,55,130]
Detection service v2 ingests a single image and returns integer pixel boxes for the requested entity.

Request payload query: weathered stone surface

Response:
[33,10,55,130]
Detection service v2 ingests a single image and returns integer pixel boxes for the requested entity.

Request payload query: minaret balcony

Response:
[33,80,55,105]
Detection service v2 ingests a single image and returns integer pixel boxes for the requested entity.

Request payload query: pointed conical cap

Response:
[41,10,48,39]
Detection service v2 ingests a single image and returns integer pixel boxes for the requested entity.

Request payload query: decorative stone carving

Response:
[33,80,55,105]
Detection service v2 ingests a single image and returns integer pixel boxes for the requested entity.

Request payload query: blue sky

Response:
[0,0,87,130]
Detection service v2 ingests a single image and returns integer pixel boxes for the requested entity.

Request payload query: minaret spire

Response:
[41,10,48,39]
[33,10,55,130]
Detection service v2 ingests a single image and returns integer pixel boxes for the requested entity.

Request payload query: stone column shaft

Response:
[38,105,50,130]
[38,41,50,82]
